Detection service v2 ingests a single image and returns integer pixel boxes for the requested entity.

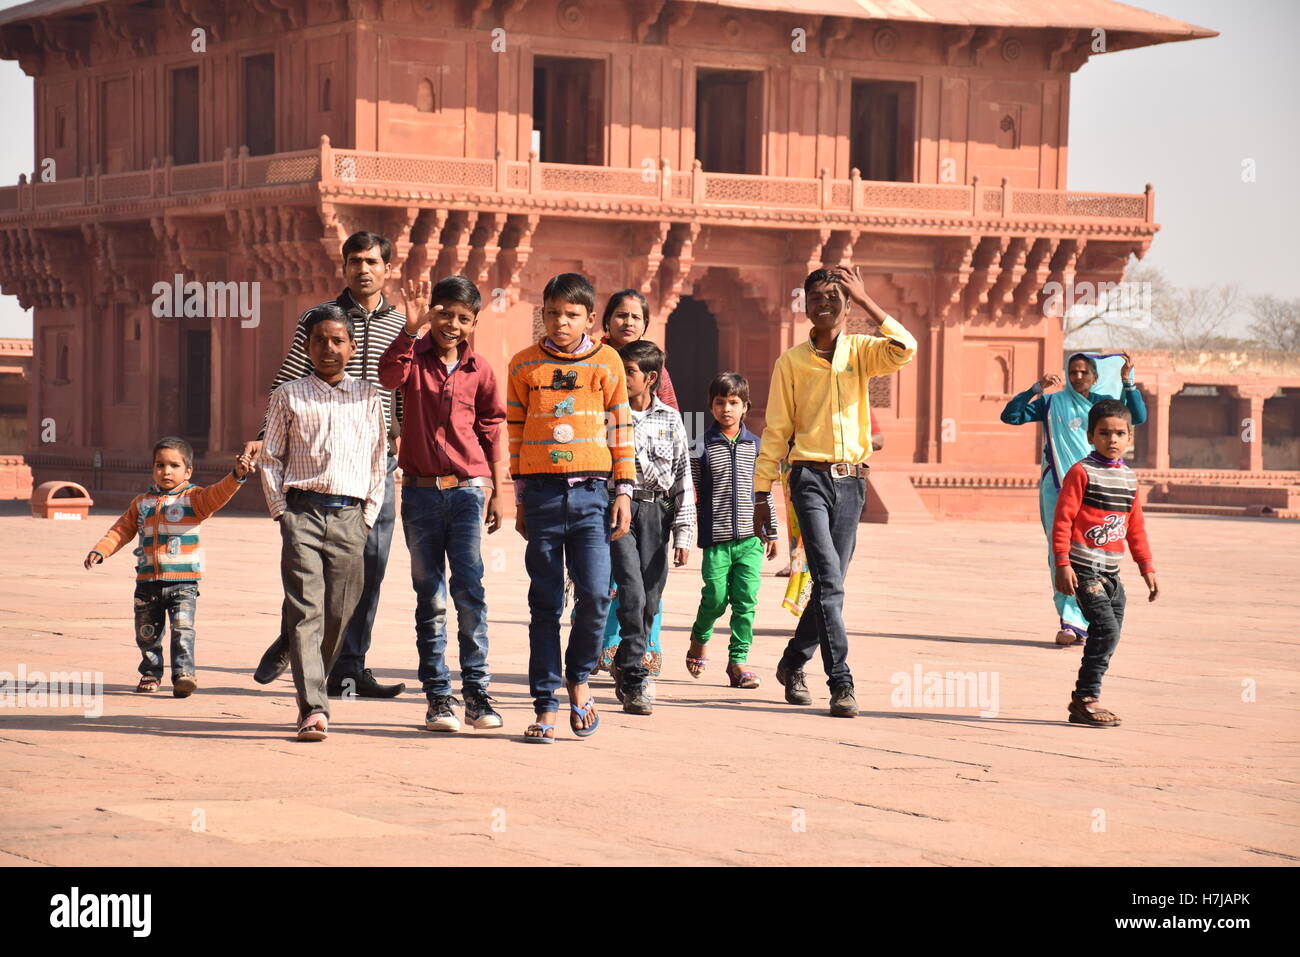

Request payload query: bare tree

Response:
[1248,295,1300,352]
[1061,263,1169,349]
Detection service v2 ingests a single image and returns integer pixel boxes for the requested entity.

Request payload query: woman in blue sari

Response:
[1001,352,1146,645]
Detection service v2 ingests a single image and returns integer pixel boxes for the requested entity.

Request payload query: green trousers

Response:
[690,537,764,662]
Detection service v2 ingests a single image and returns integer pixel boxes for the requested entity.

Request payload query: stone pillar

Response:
[1149,390,1172,471]
[1228,385,1274,473]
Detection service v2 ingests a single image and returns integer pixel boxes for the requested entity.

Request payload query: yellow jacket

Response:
[754,316,917,492]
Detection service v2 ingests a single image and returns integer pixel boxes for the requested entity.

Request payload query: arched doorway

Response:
[665,296,719,435]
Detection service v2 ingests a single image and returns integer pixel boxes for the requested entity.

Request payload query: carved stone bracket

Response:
[496,213,540,305]
[169,0,225,44]
[625,220,671,295]
[823,228,860,267]
[466,212,507,287]
[657,221,701,318]
[0,227,84,309]
[988,237,1029,320]
[934,236,978,325]
[968,236,1009,309]
[435,211,479,278]
[886,272,930,321]
[970,27,1004,67]
[402,208,449,285]
[942,25,976,66]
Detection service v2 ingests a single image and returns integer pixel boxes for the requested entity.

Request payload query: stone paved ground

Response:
[0,503,1296,866]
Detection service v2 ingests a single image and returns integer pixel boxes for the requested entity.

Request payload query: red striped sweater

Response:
[1052,452,1154,576]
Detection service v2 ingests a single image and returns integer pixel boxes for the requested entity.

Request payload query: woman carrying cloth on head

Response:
[1002,352,1146,645]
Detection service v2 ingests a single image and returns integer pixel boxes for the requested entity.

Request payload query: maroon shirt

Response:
[378,332,505,480]
[601,337,679,411]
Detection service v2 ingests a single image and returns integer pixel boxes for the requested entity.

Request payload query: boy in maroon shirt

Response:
[379,275,508,733]
[1052,398,1159,728]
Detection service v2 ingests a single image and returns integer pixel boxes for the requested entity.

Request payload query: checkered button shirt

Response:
[630,396,696,550]
[259,373,388,526]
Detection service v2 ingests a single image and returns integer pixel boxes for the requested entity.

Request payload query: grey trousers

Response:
[279,502,368,721]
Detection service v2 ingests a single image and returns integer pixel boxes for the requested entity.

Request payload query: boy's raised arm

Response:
[189,471,247,521]
[860,316,918,378]
[377,329,417,391]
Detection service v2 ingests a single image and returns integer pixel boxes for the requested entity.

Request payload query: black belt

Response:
[288,488,363,508]
[631,488,669,502]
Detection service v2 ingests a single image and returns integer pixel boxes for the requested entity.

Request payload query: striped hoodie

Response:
[691,421,778,548]
[90,473,245,581]
[257,289,406,449]
[1052,451,1154,576]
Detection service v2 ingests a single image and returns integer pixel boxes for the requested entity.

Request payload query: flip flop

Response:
[524,722,555,744]
[569,698,600,738]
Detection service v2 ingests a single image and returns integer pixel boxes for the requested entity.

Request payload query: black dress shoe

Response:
[328,668,406,699]
[253,638,289,685]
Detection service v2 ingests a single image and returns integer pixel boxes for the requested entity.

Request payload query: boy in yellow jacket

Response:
[754,266,917,718]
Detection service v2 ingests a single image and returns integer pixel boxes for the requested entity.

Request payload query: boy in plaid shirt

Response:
[608,340,695,715]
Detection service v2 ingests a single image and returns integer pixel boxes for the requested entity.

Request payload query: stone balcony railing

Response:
[0,136,1156,232]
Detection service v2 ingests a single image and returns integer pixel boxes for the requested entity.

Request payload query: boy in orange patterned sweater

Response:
[508,273,634,742]
[84,436,252,697]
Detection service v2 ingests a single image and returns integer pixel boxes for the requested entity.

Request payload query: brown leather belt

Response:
[790,460,869,479]
[400,474,492,490]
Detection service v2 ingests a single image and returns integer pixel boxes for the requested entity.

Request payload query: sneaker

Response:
[622,685,653,716]
[776,665,812,706]
[829,683,858,718]
[424,694,461,732]
[463,688,503,730]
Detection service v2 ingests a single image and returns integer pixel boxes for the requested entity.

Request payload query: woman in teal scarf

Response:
[1001,352,1146,644]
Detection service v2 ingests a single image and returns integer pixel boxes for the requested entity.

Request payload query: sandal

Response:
[172,674,197,698]
[134,676,160,693]
[685,643,708,679]
[569,698,600,738]
[297,713,328,741]
[1068,693,1121,728]
[1055,628,1084,647]
[727,666,761,690]
[523,722,556,744]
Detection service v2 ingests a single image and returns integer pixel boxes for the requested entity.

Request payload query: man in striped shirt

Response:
[260,305,388,740]
[243,231,408,698]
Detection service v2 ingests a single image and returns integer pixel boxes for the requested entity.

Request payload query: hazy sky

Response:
[0,0,1294,338]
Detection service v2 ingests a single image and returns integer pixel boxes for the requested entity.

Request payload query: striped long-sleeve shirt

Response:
[691,421,778,548]
[257,289,406,449]
[259,373,389,526]
[89,473,245,581]
[1052,451,1154,576]
[630,396,696,549]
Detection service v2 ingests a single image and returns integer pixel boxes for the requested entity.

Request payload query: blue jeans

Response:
[333,454,397,676]
[401,484,490,696]
[134,581,200,680]
[523,478,612,714]
[779,465,865,689]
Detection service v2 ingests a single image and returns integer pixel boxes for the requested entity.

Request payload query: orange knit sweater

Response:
[506,339,635,481]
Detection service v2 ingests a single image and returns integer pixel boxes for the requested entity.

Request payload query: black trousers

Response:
[611,498,671,690]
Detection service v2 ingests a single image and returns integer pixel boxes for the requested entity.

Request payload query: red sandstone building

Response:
[1,0,1237,515]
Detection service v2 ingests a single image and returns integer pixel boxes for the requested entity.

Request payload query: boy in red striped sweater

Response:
[1052,398,1160,727]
